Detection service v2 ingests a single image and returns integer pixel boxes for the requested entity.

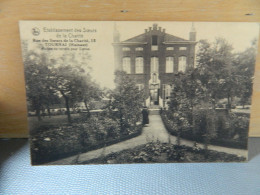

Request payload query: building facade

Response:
[113,23,197,107]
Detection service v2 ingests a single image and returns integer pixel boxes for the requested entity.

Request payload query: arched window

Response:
[166,57,174,73]
[135,57,144,74]
[178,56,187,72]
[122,47,130,51]
[150,57,158,73]
[135,47,143,51]
[122,57,131,74]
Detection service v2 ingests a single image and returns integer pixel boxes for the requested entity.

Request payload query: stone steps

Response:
[149,109,160,115]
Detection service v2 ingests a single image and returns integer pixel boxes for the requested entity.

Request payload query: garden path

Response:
[47,115,247,165]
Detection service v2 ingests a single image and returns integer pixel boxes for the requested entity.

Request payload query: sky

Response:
[19,21,259,89]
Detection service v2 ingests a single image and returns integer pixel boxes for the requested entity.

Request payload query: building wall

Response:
[113,25,196,107]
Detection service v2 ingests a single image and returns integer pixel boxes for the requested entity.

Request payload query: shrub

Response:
[83,141,245,164]
[161,110,248,149]
[31,114,142,164]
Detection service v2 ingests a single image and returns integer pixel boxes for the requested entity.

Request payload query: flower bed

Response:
[31,115,143,165]
[82,141,246,164]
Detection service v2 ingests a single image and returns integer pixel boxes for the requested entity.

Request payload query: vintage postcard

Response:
[19,21,259,165]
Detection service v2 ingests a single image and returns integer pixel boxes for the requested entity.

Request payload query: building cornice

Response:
[163,41,197,45]
[112,41,197,46]
[112,42,148,45]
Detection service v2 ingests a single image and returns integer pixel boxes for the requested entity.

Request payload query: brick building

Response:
[113,23,197,108]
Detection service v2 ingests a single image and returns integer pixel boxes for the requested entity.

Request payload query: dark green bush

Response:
[31,114,142,165]
[161,110,248,149]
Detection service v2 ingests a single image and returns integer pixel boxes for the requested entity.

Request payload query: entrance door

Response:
[150,89,159,105]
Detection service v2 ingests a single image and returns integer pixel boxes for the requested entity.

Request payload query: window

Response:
[178,56,187,72]
[122,57,131,74]
[179,47,187,50]
[135,57,144,74]
[166,47,174,50]
[166,57,174,73]
[150,57,158,73]
[151,35,158,51]
[152,45,158,51]
[137,84,144,91]
[163,84,173,99]
[135,47,143,51]
[165,85,172,98]
[152,36,158,45]
[122,47,130,51]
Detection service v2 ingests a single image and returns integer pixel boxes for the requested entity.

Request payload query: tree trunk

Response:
[227,93,231,110]
[47,106,51,118]
[60,90,72,123]
[212,99,216,110]
[119,109,124,134]
[36,108,42,121]
[65,96,72,123]
[84,100,91,117]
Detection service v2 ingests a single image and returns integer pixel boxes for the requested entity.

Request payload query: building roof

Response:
[122,33,147,43]
[122,33,146,43]
[164,33,188,42]
[121,32,191,44]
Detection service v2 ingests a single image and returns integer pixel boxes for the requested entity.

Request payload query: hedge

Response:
[32,124,143,165]
[160,112,247,150]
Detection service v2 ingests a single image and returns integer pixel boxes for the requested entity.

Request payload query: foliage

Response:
[84,141,245,164]
[108,71,145,134]
[50,53,98,123]
[233,39,257,107]
[196,38,235,107]
[161,110,248,149]
[23,47,103,123]
[31,114,142,164]
[228,113,249,140]
[196,38,257,108]
[24,51,60,121]
[165,37,256,150]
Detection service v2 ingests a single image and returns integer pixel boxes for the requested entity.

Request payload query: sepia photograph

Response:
[19,21,259,165]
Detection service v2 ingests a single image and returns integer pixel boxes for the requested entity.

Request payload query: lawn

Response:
[28,114,81,134]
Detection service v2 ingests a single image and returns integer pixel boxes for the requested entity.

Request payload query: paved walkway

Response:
[47,115,247,165]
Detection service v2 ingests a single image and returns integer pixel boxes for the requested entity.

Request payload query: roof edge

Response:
[112,42,148,45]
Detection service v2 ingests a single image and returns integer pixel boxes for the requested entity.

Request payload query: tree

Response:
[109,71,145,135]
[51,53,92,123]
[196,38,236,108]
[24,51,58,121]
[24,48,100,123]
[78,76,103,116]
[168,73,190,145]
[233,39,257,107]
